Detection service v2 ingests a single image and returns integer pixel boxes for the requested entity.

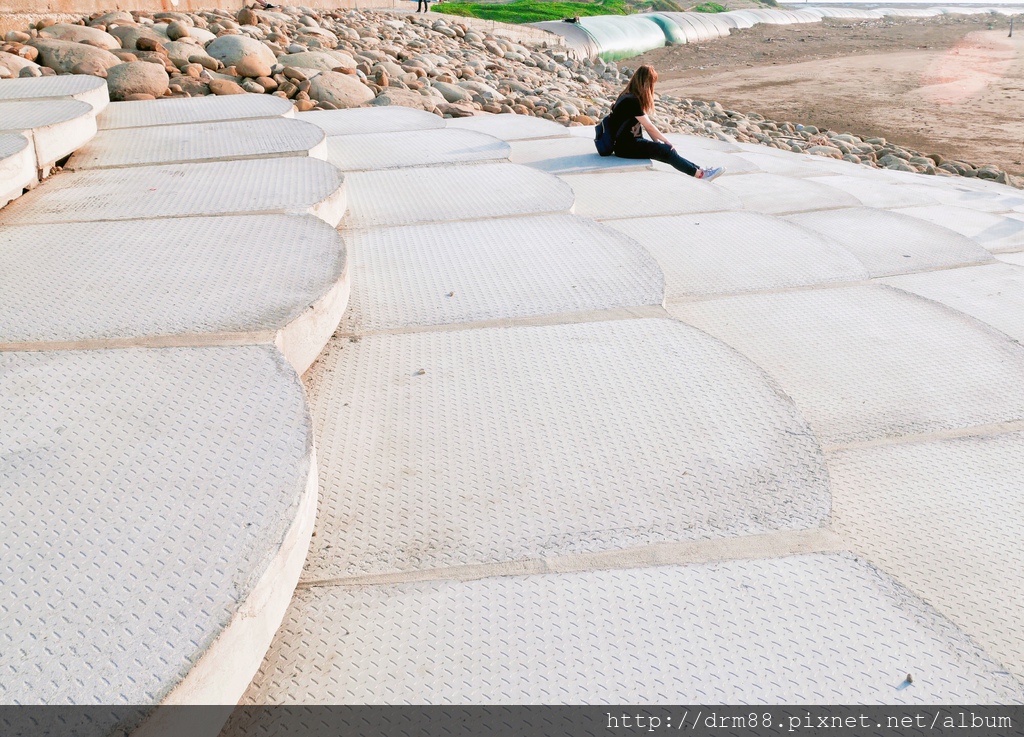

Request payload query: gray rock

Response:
[0,50,40,75]
[106,60,169,100]
[38,24,120,50]
[308,70,374,108]
[431,80,471,103]
[206,34,276,71]
[278,50,357,72]
[108,25,168,51]
[28,38,121,74]
[373,88,436,111]
[166,21,190,41]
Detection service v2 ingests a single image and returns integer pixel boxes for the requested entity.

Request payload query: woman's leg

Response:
[616,138,699,176]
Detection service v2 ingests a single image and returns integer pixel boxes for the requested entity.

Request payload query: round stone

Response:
[106,61,170,101]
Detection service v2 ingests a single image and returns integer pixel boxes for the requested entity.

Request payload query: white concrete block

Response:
[302,319,829,578]
[0,133,36,208]
[713,172,860,214]
[0,98,96,171]
[0,215,347,373]
[343,162,573,228]
[0,74,109,113]
[561,169,741,220]
[894,205,1024,253]
[297,106,445,136]
[1,157,346,227]
[605,211,868,298]
[97,94,294,130]
[325,128,509,171]
[446,113,571,141]
[786,207,992,276]
[670,285,1024,446]
[341,214,662,332]
[68,118,327,170]
[238,555,1021,704]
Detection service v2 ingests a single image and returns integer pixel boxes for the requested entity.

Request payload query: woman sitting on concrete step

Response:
[608,64,724,181]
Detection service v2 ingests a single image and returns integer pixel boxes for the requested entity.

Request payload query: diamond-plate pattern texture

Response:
[829,433,1024,681]
[0,98,96,166]
[96,94,294,130]
[733,151,846,179]
[344,162,573,228]
[510,136,651,174]
[0,98,94,131]
[0,74,108,112]
[0,345,311,705]
[297,107,444,136]
[806,174,940,208]
[325,129,509,172]
[304,319,829,578]
[340,214,663,332]
[605,211,867,298]
[786,208,992,277]
[0,215,345,343]
[882,263,1024,343]
[894,205,1024,253]
[0,157,344,226]
[243,555,1022,704]
[670,285,1024,446]
[878,174,1024,214]
[562,170,741,220]
[68,118,326,170]
[0,132,34,207]
[714,172,860,214]
[446,114,570,141]
[666,132,742,153]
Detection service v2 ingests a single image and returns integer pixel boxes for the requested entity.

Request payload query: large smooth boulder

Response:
[432,80,471,103]
[0,50,40,75]
[189,27,217,45]
[372,88,437,112]
[28,38,121,74]
[277,50,356,72]
[89,11,132,26]
[163,39,203,67]
[109,24,168,51]
[38,24,120,50]
[105,60,169,100]
[205,35,275,71]
[308,70,374,108]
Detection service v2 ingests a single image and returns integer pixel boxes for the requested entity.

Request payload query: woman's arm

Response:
[638,114,673,147]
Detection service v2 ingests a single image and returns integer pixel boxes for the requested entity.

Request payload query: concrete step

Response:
[97,94,294,130]
[296,106,444,136]
[343,162,574,229]
[325,129,509,172]
[0,74,109,113]
[68,118,328,170]
[1,345,316,728]
[0,214,347,374]
[1,157,345,227]
[338,214,662,333]
[0,132,36,209]
[0,98,97,175]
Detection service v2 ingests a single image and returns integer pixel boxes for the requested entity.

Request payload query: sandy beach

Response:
[639,15,1024,175]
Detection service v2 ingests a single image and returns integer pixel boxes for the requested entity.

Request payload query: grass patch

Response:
[435,0,629,24]
[692,1,726,11]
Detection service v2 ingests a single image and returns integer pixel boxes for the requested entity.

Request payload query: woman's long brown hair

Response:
[619,64,657,114]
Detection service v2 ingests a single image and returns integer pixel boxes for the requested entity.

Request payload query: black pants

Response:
[417,0,428,11]
[615,137,698,177]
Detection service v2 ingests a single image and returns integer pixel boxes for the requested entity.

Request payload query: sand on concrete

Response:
[640,16,1024,176]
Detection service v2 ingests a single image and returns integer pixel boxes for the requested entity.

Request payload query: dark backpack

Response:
[594,115,614,156]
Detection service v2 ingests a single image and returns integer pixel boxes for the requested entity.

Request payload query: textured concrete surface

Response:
[343,162,573,228]
[0,132,35,208]
[0,98,97,169]
[297,106,444,136]
[446,114,570,141]
[1,157,345,226]
[0,74,109,113]
[325,129,509,172]
[339,214,663,332]
[8,102,1024,711]
[68,118,328,170]
[97,94,294,130]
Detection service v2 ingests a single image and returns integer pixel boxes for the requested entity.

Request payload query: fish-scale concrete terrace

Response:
[1,76,1023,736]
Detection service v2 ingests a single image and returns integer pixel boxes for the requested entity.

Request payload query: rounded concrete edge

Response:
[132,443,319,732]
[310,176,347,227]
[277,260,351,376]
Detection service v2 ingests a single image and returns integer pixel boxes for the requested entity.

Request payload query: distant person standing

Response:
[417,0,430,12]
[605,64,724,181]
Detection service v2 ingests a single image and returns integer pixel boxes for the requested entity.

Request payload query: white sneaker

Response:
[696,166,725,182]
